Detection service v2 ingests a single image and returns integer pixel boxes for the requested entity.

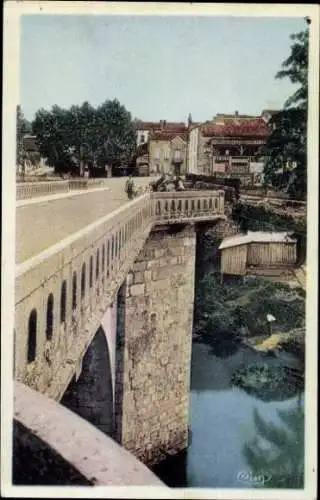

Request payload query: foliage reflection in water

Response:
[153,341,304,489]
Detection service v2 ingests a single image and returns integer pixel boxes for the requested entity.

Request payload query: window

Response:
[140,134,145,143]
[27,309,37,363]
[46,294,54,341]
[174,149,181,161]
[154,149,160,160]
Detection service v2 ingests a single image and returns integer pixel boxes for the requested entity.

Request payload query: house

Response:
[219,231,297,278]
[188,111,269,184]
[149,130,188,176]
[135,120,187,147]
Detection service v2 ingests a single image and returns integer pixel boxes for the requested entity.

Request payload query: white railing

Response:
[16,179,105,200]
[14,189,225,399]
[16,180,70,200]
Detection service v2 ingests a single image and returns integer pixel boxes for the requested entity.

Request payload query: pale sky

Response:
[20,14,306,123]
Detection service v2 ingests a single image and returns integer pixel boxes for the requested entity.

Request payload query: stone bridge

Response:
[14,188,225,481]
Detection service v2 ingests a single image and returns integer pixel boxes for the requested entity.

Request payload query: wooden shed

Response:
[219,231,297,277]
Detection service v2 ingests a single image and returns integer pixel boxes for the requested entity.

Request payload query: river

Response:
[153,340,304,489]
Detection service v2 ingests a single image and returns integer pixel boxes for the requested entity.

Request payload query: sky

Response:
[20,14,306,123]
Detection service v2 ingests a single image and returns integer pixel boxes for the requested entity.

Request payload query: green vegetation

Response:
[31,99,136,174]
[16,105,32,169]
[193,270,305,341]
[263,28,308,200]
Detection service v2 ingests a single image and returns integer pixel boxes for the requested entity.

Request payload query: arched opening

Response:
[111,236,115,261]
[81,263,86,299]
[96,249,100,279]
[46,294,54,341]
[89,256,93,288]
[209,198,213,210]
[106,240,110,277]
[185,200,189,212]
[197,199,201,210]
[156,201,161,215]
[72,272,77,311]
[27,309,37,363]
[114,234,118,259]
[171,200,175,212]
[60,281,67,323]
[102,244,105,273]
[203,199,208,211]
[191,199,195,211]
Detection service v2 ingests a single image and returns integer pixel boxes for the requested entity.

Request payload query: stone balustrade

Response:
[14,189,225,399]
[16,178,105,200]
[152,189,225,223]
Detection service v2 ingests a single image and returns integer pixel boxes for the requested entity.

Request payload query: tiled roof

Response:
[135,121,187,133]
[150,131,188,142]
[202,119,268,138]
[219,231,296,250]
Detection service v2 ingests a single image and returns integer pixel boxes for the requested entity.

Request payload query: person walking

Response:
[125,175,135,200]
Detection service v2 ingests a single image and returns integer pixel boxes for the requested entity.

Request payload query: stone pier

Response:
[114,224,196,465]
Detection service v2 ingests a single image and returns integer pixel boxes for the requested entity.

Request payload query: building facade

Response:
[149,132,188,176]
[187,110,274,185]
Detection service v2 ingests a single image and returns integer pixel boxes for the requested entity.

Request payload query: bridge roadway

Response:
[16,177,154,264]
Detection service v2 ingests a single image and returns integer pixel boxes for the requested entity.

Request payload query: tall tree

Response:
[263,28,309,200]
[16,105,31,171]
[32,99,136,174]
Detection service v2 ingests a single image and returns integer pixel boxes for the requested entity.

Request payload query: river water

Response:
[153,340,304,489]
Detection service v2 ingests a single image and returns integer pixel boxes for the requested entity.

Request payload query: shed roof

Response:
[219,231,296,250]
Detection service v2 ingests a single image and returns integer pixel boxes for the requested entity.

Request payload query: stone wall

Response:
[114,224,196,465]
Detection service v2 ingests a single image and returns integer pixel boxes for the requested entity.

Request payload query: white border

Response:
[2,2,319,499]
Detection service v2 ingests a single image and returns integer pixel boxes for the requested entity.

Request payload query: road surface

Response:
[16,177,154,264]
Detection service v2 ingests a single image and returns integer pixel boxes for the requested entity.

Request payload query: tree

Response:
[16,105,31,171]
[32,99,136,175]
[263,28,309,200]
[96,99,136,169]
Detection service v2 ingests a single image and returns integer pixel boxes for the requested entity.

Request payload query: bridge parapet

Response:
[15,193,153,398]
[13,381,165,486]
[153,189,225,224]
[16,178,105,201]
[14,189,225,399]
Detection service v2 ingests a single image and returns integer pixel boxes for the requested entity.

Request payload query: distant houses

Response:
[134,110,278,183]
